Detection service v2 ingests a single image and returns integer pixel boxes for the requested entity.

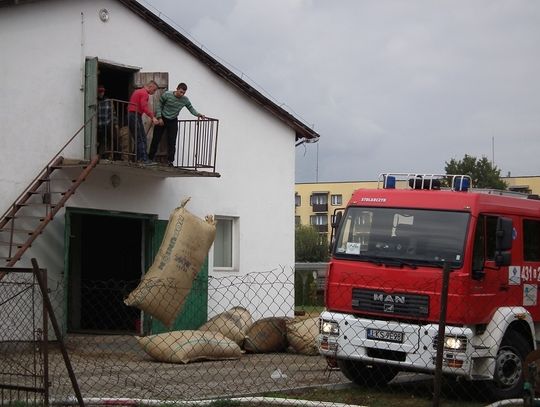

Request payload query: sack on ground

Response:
[199,306,252,346]
[286,317,319,355]
[124,198,216,327]
[243,316,290,353]
[136,330,242,364]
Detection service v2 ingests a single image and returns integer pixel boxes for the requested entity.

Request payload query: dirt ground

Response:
[8,334,348,403]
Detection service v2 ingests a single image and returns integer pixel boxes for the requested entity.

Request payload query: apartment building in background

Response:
[295,175,540,240]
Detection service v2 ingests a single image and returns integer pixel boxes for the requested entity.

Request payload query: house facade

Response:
[0,0,319,335]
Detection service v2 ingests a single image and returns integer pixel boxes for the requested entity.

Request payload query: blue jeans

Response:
[128,112,148,162]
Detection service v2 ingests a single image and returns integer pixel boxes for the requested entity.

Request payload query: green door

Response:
[149,219,209,334]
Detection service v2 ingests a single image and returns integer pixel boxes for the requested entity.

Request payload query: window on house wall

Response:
[295,216,301,226]
[295,194,301,207]
[331,194,342,206]
[214,216,238,270]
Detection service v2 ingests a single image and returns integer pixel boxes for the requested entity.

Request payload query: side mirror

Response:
[329,210,344,255]
[495,217,512,267]
[496,217,513,251]
[332,211,343,229]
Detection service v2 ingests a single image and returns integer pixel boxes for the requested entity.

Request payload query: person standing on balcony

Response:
[128,80,159,165]
[148,82,205,167]
[97,85,118,159]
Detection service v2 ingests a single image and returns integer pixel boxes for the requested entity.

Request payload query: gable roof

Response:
[119,0,320,142]
[0,0,320,142]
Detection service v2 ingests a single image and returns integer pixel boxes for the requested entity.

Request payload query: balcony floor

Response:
[64,158,220,178]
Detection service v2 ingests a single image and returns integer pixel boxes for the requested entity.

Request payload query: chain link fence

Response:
[1,264,539,406]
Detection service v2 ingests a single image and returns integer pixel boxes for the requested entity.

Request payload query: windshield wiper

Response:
[357,255,384,266]
[380,259,418,269]
[357,256,417,269]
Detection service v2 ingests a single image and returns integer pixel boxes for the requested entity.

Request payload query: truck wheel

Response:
[337,359,398,386]
[482,330,531,401]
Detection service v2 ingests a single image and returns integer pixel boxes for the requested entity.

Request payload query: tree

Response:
[445,154,507,189]
[295,225,329,262]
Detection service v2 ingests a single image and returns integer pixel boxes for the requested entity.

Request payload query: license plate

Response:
[366,328,404,343]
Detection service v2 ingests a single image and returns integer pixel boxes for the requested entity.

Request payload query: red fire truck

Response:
[319,172,540,400]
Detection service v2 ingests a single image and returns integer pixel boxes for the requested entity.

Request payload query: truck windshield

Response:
[333,207,469,268]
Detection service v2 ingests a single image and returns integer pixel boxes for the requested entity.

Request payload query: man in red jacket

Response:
[128,80,159,165]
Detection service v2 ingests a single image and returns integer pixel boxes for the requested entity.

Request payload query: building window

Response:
[310,194,328,205]
[214,216,237,270]
[509,186,531,194]
[331,194,342,206]
[310,214,328,233]
[295,216,301,225]
[295,194,301,207]
[310,193,328,212]
[310,214,328,226]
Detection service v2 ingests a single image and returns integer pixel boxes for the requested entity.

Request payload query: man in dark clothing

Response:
[148,82,205,166]
[97,85,117,158]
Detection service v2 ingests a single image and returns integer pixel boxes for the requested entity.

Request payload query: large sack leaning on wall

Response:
[124,198,216,327]
[243,316,290,353]
[137,330,242,364]
[286,317,319,356]
[199,306,252,346]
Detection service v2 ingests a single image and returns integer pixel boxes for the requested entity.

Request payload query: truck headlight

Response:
[443,335,467,351]
[320,320,339,335]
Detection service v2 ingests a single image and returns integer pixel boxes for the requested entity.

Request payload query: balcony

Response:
[312,203,328,212]
[313,224,328,233]
[88,99,220,178]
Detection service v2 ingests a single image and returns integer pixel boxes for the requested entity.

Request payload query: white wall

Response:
[0,0,296,320]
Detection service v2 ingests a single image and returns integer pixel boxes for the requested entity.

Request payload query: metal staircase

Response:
[0,120,99,269]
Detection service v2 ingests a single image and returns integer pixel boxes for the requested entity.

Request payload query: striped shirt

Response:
[156,91,199,119]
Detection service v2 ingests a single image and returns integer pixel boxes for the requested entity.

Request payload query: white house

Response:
[0,0,320,335]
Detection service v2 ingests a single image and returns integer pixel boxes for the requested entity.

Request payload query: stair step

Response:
[0,241,25,247]
[52,163,89,168]
[5,215,46,221]
[15,203,57,208]
[0,228,34,234]
[27,191,65,195]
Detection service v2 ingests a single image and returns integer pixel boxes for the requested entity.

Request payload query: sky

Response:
[141,0,540,183]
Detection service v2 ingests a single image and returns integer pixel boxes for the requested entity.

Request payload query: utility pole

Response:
[492,136,495,165]
[316,142,319,183]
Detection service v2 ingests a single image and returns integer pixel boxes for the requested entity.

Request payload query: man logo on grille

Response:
[373,293,405,304]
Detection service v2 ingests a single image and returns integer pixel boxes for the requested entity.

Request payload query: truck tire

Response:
[482,330,531,401]
[337,359,398,386]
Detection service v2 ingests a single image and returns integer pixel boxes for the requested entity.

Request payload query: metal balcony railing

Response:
[98,99,218,173]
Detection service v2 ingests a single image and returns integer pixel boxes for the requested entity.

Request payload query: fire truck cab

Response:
[319,172,540,400]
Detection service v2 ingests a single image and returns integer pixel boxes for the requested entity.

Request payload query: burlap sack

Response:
[136,330,242,364]
[125,198,216,327]
[286,317,319,355]
[199,306,252,346]
[243,317,290,353]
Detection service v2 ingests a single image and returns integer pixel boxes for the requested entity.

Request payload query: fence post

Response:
[432,262,451,407]
[31,258,85,407]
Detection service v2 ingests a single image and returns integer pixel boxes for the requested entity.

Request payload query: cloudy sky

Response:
[141,0,540,182]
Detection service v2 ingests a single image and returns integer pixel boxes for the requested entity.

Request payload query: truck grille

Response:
[352,288,429,318]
